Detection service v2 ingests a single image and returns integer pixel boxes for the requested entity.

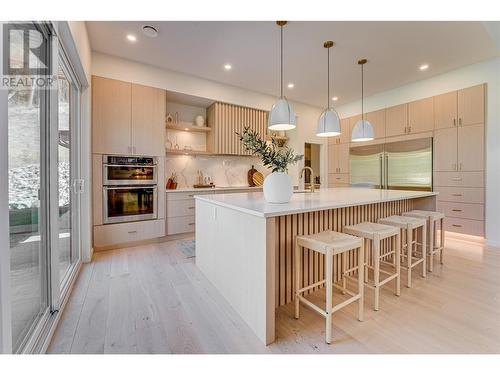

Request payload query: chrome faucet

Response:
[300,166,316,193]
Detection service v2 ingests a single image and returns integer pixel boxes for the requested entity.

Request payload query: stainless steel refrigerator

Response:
[349,138,433,191]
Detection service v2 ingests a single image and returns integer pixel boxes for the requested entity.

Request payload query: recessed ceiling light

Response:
[287,83,295,89]
[419,64,429,71]
[126,34,137,42]
[224,64,232,70]
[332,96,339,101]
[142,25,158,38]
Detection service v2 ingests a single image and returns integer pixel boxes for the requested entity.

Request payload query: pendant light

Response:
[351,58,374,142]
[316,40,341,137]
[268,21,296,131]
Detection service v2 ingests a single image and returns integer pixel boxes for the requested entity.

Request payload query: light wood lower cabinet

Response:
[433,171,484,188]
[93,219,165,248]
[457,123,484,171]
[328,173,349,186]
[328,143,349,174]
[166,215,196,235]
[437,201,484,221]
[434,186,484,204]
[443,217,484,237]
[433,127,458,171]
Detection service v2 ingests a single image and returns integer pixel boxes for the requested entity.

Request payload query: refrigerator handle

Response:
[379,154,383,189]
[384,154,389,190]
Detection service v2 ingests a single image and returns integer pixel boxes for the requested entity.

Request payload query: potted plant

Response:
[237,127,303,203]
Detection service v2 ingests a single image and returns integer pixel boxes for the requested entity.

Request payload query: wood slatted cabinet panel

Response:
[458,84,485,126]
[207,102,268,155]
[131,84,166,156]
[92,76,132,155]
[434,90,457,130]
[433,127,457,172]
[458,123,484,171]
[408,97,434,134]
[385,103,408,137]
[366,109,386,139]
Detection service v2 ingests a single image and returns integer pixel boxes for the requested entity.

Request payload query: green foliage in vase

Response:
[236,127,303,173]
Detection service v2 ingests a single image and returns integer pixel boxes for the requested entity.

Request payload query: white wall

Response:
[336,57,500,246]
[91,52,326,186]
[67,22,93,262]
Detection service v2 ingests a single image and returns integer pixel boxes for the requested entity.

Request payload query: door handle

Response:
[128,230,137,234]
[459,163,462,170]
[452,209,463,212]
[459,118,462,126]
[453,163,457,171]
[453,118,456,127]
[452,224,462,228]
[451,194,463,197]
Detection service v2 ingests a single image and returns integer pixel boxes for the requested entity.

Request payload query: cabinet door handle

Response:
[336,177,341,180]
[451,177,462,181]
[452,209,462,212]
[459,163,462,171]
[459,118,462,126]
[188,223,195,226]
[453,118,456,127]
[408,126,412,133]
[452,224,462,228]
[453,163,457,171]
[188,206,195,209]
[452,194,463,197]
[404,126,407,134]
[128,230,137,234]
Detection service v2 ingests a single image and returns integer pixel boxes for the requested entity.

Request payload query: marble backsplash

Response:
[165,155,270,188]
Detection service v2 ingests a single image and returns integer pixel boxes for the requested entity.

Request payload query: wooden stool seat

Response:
[403,210,445,272]
[343,222,401,311]
[295,231,364,344]
[379,215,427,287]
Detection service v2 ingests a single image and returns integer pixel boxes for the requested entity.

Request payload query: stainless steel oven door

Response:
[103,185,158,224]
[103,164,157,186]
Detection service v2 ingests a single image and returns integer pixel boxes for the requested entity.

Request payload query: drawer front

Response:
[328,173,350,185]
[329,182,350,188]
[166,199,195,218]
[166,191,214,201]
[433,171,484,187]
[437,201,484,220]
[166,215,195,235]
[93,219,165,247]
[444,217,484,237]
[434,186,484,204]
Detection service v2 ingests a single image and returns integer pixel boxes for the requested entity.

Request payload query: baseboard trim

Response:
[93,232,194,252]
[485,239,500,249]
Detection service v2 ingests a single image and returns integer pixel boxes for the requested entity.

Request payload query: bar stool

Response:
[294,231,364,344]
[343,222,401,311]
[378,215,427,288]
[403,210,445,272]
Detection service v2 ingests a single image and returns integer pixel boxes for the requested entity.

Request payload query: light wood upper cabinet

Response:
[433,127,457,172]
[329,118,351,144]
[408,97,434,134]
[366,109,386,139]
[328,143,349,174]
[434,90,457,130]
[385,104,408,137]
[131,84,166,156]
[458,123,484,171]
[458,84,484,126]
[92,76,132,155]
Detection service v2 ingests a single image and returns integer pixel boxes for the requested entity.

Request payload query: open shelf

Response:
[166,122,211,132]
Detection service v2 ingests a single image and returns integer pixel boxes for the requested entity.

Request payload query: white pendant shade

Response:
[268,97,297,131]
[351,119,375,142]
[316,108,341,137]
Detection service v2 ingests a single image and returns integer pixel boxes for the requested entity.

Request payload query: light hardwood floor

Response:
[48,234,500,354]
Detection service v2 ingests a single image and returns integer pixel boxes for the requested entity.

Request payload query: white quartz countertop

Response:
[166,185,263,193]
[195,187,438,218]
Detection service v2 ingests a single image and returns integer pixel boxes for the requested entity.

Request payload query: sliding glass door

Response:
[6,22,82,353]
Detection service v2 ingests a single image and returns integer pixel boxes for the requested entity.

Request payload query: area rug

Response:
[177,239,196,258]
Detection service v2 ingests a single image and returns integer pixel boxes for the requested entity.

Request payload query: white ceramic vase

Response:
[195,115,205,127]
[263,172,293,203]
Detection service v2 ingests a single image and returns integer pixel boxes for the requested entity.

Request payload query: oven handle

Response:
[104,164,157,168]
[103,185,157,190]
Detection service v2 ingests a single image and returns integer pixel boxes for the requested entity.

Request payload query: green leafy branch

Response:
[236,127,303,173]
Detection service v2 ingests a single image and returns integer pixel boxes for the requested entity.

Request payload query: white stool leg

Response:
[422,223,427,278]
[373,237,381,311]
[428,219,434,273]
[325,250,333,344]
[395,232,401,296]
[358,243,365,322]
[342,251,347,295]
[440,218,445,264]
[294,239,300,320]
[406,227,412,288]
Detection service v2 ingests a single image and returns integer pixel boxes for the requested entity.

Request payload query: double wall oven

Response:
[102,155,158,224]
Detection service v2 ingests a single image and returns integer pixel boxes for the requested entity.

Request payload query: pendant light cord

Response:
[361,63,364,121]
[327,47,330,109]
[280,24,283,98]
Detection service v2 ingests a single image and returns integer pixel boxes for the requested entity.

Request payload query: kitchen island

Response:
[195,187,437,345]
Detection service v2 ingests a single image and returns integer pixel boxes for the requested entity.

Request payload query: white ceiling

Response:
[86,21,499,108]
